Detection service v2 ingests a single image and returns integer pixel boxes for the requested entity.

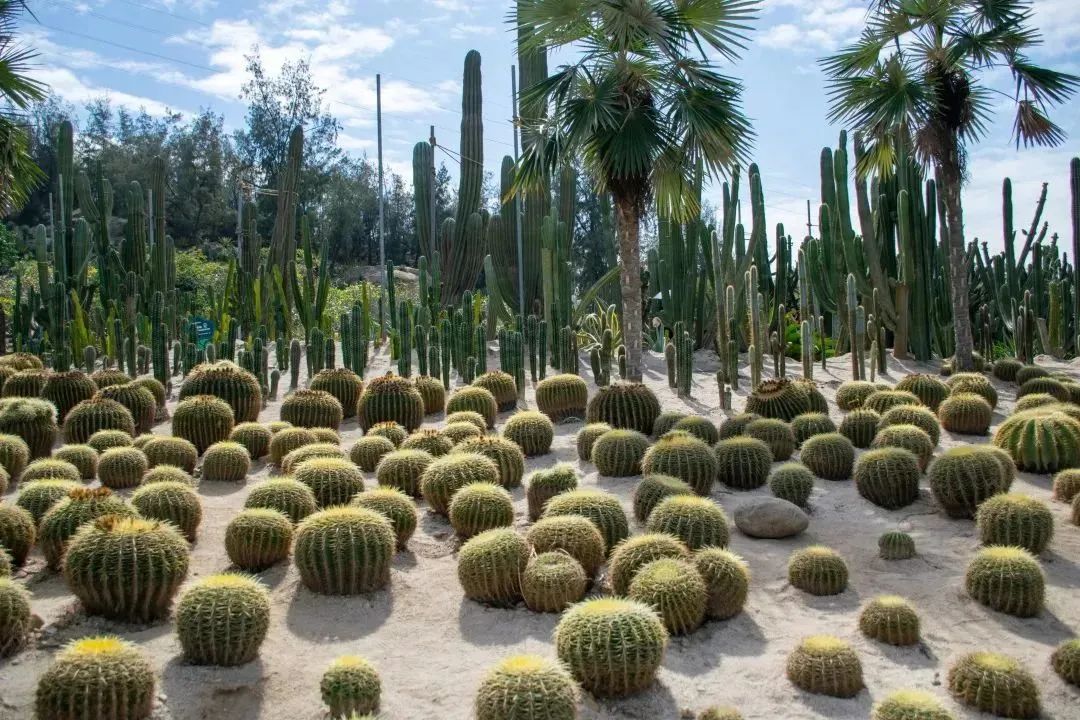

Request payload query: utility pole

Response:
[511,65,525,316]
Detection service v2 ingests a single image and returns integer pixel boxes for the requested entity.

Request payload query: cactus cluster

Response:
[928,446,1011,518]
[629,557,707,635]
[90,368,131,389]
[718,412,760,439]
[0,398,59,457]
[535,373,588,421]
[642,433,717,495]
[526,464,579,521]
[652,411,687,438]
[879,404,941,446]
[35,637,156,720]
[245,478,318,523]
[993,409,1080,473]
[16,479,81,523]
[992,358,1024,381]
[1018,376,1070,402]
[200,441,251,483]
[693,548,750,620]
[591,428,650,477]
[453,435,526,489]
[130,481,202,541]
[321,655,382,718]
[39,488,135,569]
[554,597,667,697]
[521,551,588,613]
[768,463,816,506]
[965,546,1044,617]
[714,436,772,489]
[351,488,418,549]
[859,595,920,646]
[838,408,881,448]
[1015,392,1058,411]
[975,493,1053,554]
[633,473,695,522]
[225,508,294,571]
[542,489,629,553]
[896,374,949,410]
[745,418,796,461]
[142,464,195,486]
[1014,365,1049,385]
[420,452,499,514]
[1,369,46,398]
[445,411,486,432]
[441,421,482,445]
[786,635,863,698]
[526,515,605,577]
[788,546,848,595]
[143,436,199,473]
[180,361,263,422]
[448,482,514,537]
[947,652,1040,719]
[0,434,29,480]
[350,436,396,472]
[294,507,395,595]
[586,382,662,434]
[229,422,272,460]
[671,416,719,445]
[646,495,729,550]
[864,389,921,414]
[22,457,81,483]
[176,573,270,666]
[457,528,529,605]
[608,533,689,595]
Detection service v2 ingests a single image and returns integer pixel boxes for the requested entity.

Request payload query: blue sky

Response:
[25,0,1080,251]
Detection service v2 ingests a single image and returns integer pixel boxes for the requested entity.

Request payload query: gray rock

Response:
[734,498,808,539]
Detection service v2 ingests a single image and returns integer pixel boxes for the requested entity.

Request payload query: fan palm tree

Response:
[822,0,1078,371]
[511,0,757,381]
[0,0,46,214]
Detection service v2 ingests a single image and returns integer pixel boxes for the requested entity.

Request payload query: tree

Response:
[0,0,47,213]
[822,0,1079,370]
[511,0,756,381]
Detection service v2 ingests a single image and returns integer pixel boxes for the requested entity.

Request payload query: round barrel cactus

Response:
[836,380,880,410]
[448,482,514,537]
[745,418,796,461]
[0,434,29,480]
[628,557,707,635]
[351,487,417,549]
[652,411,687,438]
[16,479,81,523]
[791,412,836,445]
[176,573,270,666]
[143,436,199,473]
[357,374,427,432]
[97,446,149,489]
[475,654,579,720]
[350,435,396,472]
[993,408,1080,473]
[879,405,941,446]
[245,478,318,523]
[446,386,498,429]
[225,509,293,571]
[53,444,98,480]
[131,378,167,410]
[872,690,954,720]
[502,410,554,457]
[142,464,196,487]
[965,546,1044,617]
[768,462,816,506]
[586,382,661,434]
[928,446,1011,518]
[311,368,364,418]
[854,447,921,510]
[576,422,612,461]
[1052,468,1080,503]
[98,383,157,435]
[591,428,650,477]
[1018,376,1070,402]
[992,358,1023,382]
[947,652,1039,719]
[42,371,97,422]
[878,530,916,560]
[1051,639,1080,688]
[0,504,34,566]
[542,489,628,553]
[269,427,318,465]
[173,394,235,453]
[281,389,344,430]
[1,369,46,398]
[554,597,667,697]
[937,392,993,435]
[180,360,262,422]
[870,422,934,468]
[946,373,998,408]
[839,408,881,448]
[374,448,434,497]
[786,635,863,698]
[321,655,381,718]
[39,488,136,570]
[671,415,719,445]
[440,421,482,446]
[130,481,202,542]
[859,595,920,646]
[294,457,365,508]
[401,428,454,457]
[454,435,526,489]
[472,370,518,412]
[521,551,588,613]
[229,422,272,460]
[1015,392,1058,411]
[896,374,949,410]
[412,375,446,416]
[714,436,772,489]
[281,442,345,475]
[633,473,695,522]
[642,433,717,495]
[294,507,395,595]
[718,412,760,439]
[35,637,155,720]
[698,707,745,720]
[0,577,31,657]
[608,532,689,595]
[525,514,606,577]
[63,516,190,622]
[788,545,848,595]
[0,397,59,457]
[864,389,921,414]
[693,547,750,620]
[745,378,811,421]
[88,428,134,453]
[420,452,499,515]
[1014,365,1049,385]
[646,495,729,550]
[457,527,529,605]
[535,373,589,422]
[976,493,1053,554]
[90,368,133,389]
[445,411,486,432]
[0,352,43,371]
[22,457,81,483]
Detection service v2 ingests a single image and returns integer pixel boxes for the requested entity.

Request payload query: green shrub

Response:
[642,432,717,495]
[502,410,554,456]
[245,478,318,523]
[975,493,1053,554]
[311,368,364,418]
[633,474,695,522]
[53,444,98,480]
[896,374,949,410]
[41,371,96,421]
[576,422,612,461]
[225,509,293,571]
[526,463,578,521]
[786,635,863,698]
[835,380,880,410]
[457,528,529,605]
[714,436,771,489]
[525,515,605,577]
[39,488,135,569]
[413,375,446,416]
[294,507,395,595]
[142,436,199,473]
[591,428,650,477]
[448,482,514,538]
[35,637,155,720]
[281,389,344,430]
[870,424,934,470]
[535,373,588,422]
[474,655,578,720]
[965,546,1044,617]
[608,533,690,595]
[947,652,1040,718]
[646,495,729,550]
[521,551,588,613]
[375,448,434,497]
[788,545,848,595]
[859,595,920,646]
[745,418,796,461]
[586,382,662,434]
[453,435,526,489]
[420,452,498,515]
[839,408,881,448]
[0,397,59,457]
[98,383,157,435]
[693,548,750,620]
[800,432,855,480]
[130,481,202,542]
[542,489,629,553]
[993,409,1080,473]
[878,531,915,560]
[176,573,270,666]
[446,386,498,429]
[173,395,235,453]
[629,557,707,635]
[180,360,262,422]
[0,577,31,657]
[768,463,815,506]
[321,656,381,719]
[229,423,272,460]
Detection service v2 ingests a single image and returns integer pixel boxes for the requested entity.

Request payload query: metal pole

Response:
[511,66,525,316]
[377,74,386,281]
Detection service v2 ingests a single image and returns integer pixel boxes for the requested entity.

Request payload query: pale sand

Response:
[1,347,1078,719]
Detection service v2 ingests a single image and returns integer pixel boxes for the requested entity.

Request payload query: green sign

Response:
[192,317,215,350]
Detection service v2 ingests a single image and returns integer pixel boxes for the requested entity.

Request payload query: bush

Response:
[646,495,729,551]
[413,375,446,416]
[554,597,667,697]
[173,395,235,453]
[786,636,863,698]
[526,463,578,521]
[629,558,707,635]
[859,595,920,646]
[878,531,916,560]
[745,418,796,461]
[310,368,363,418]
[448,482,514,538]
[321,656,381,718]
[800,432,855,480]
[225,509,293,571]
[642,432,717,495]
[281,389,344,430]
[591,428,650,477]
[525,515,606,577]
[176,574,270,666]
[768,463,815,506]
[35,637,155,720]
[976,493,1053,554]
[453,435,526,489]
[457,528,529,605]
[130,481,203,542]
[375,448,434,497]
[947,652,1039,718]
[993,409,1080,473]
[229,423,272,460]
[0,397,58,457]
[142,436,199,473]
[535,373,588,422]
[475,655,579,720]
[521,551,588,613]
[542,489,628,553]
[608,533,690,595]
[633,474,695,522]
[714,436,771,490]
[294,507,395,595]
[788,546,848,595]
[576,422,611,462]
[839,408,881,448]
[965,546,1044,617]
[693,548,750,620]
[420,452,498,515]
[586,382,662,434]
[245,478,318,523]
[446,386,498,429]
[180,360,263,422]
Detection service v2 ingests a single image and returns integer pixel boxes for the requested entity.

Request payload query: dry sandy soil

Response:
[1,347,1079,720]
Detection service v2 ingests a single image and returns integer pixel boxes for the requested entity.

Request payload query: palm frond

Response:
[1010,58,1080,106]
[1011,100,1068,148]
[670,0,758,62]
[0,114,43,212]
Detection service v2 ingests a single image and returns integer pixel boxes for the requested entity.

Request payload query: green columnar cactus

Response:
[22,458,81,483]
[965,546,1044,617]
[693,548,750,620]
[294,507,395,595]
[653,411,688,439]
[859,595,920,646]
[525,514,605,577]
[745,378,811,421]
[0,369,46,398]
[457,527,529,605]
[0,504,34,566]
[98,384,157,435]
[788,546,848,595]
[475,654,579,720]
[896,374,949,410]
[878,531,916,560]
[173,395,235,454]
[769,463,816,506]
[0,576,31,657]
[39,488,134,570]
[52,444,100,479]
[401,428,453,457]
[608,533,689,595]
[0,434,29,480]
[419,452,499,515]
[646,495,729,551]
[448,482,514,537]
[175,573,270,666]
[41,371,96,422]
[1051,639,1080,687]
[375,449,433,497]
[225,509,293,570]
[130,481,202,542]
[975,494,1053,554]
[501,410,554,456]
[745,418,796,461]
[350,436,396,472]
[633,474,695,522]
[786,635,863,698]
[542,489,629,553]
[245,478,318,524]
[143,436,199,473]
[937,392,993,435]
[180,360,262,422]
[357,374,426,432]
[554,597,667,697]
[591,428,650,477]
[229,423,272,460]
[520,551,588,613]
[586,382,662,434]
[446,386,498,429]
[63,516,189,622]
[294,458,365,508]
[88,429,133,453]
[281,389,344,430]
[453,435,525,489]
[321,655,381,719]
[853,447,921,509]
[412,375,446,416]
[791,413,836,445]
[838,408,880,448]
[714,436,772,489]
[16,479,81,523]
[201,441,251,483]
[269,427,318,466]
[0,398,59,457]
[993,409,1080,472]
[629,558,706,635]
[641,433,718,495]
[35,637,155,720]
[870,424,934,470]
[576,422,612,461]
[94,446,147,489]
[535,373,588,422]
[948,652,1040,719]
[526,464,579,521]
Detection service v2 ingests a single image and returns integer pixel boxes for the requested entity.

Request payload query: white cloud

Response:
[759,24,801,49]
[757,1,868,52]
[430,0,469,11]
[449,23,496,40]
[36,67,181,117]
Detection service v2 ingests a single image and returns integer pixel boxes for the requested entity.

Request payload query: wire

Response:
[108,0,212,27]
[36,22,218,72]
[44,0,179,38]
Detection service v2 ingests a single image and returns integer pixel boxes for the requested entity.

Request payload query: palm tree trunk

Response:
[615,198,643,382]
[938,156,974,370]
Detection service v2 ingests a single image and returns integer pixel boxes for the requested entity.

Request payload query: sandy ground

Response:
[1,346,1079,720]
